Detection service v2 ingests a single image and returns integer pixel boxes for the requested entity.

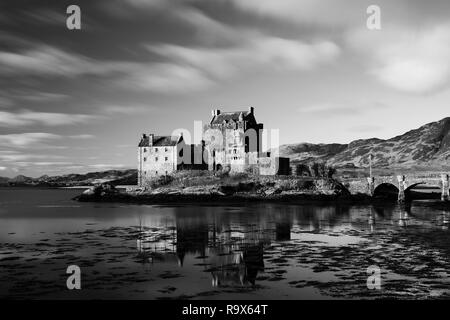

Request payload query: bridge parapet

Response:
[341,173,450,202]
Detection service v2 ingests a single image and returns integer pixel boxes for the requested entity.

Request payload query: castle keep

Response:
[137,107,289,185]
[205,107,263,172]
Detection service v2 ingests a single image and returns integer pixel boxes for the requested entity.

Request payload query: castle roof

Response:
[210,111,250,125]
[138,135,180,147]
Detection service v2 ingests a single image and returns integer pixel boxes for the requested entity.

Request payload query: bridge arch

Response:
[405,182,427,192]
[404,181,444,200]
[373,183,399,199]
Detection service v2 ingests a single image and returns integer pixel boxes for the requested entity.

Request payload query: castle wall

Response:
[204,113,262,173]
[138,146,177,185]
[138,109,290,182]
[258,157,290,176]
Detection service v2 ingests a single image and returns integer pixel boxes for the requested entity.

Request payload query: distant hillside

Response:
[280,117,450,170]
[3,117,450,186]
[0,169,137,187]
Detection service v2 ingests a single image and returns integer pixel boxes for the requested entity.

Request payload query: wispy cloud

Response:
[0,133,61,147]
[142,35,340,91]
[0,44,216,94]
[0,132,93,148]
[1,8,340,95]
[23,8,66,26]
[0,110,99,127]
[229,0,363,28]
[118,62,216,93]
[19,91,69,102]
[298,103,363,117]
[0,96,14,108]
[14,161,75,167]
[0,152,66,162]
[148,36,340,73]
[68,134,95,139]
[88,164,127,169]
[98,104,157,115]
[347,24,450,93]
[1,89,67,109]
[0,45,116,77]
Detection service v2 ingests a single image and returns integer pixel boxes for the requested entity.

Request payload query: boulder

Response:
[92,182,119,197]
[264,187,282,196]
[82,188,95,195]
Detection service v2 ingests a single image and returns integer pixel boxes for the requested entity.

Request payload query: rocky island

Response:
[73,170,372,205]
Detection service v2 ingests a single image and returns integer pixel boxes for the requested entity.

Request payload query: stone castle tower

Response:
[204,107,264,172]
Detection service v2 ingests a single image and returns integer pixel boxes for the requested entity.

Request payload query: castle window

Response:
[155,148,158,152]
[143,148,147,152]
[143,157,147,162]
[155,157,158,162]
[155,171,158,175]
[165,157,168,162]
[165,147,168,152]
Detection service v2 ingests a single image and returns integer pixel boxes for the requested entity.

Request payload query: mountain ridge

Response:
[279,117,450,170]
[0,169,137,187]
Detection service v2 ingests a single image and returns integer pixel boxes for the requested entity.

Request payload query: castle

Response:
[137,107,289,185]
[205,107,263,172]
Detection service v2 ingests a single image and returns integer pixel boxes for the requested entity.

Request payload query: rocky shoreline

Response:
[73,182,373,205]
[72,183,450,206]
[73,191,373,204]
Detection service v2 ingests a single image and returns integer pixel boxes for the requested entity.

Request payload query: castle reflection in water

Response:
[135,204,450,287]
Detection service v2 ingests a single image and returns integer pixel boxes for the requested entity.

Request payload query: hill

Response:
[0,169,137,187]
[279,117,450,171]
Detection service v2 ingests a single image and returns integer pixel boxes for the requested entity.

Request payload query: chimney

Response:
[211,109,221,117]
[248,107,254,114]
[148,133,154,146]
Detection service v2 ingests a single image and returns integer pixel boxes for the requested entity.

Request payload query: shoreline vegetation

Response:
[73,170,375,204]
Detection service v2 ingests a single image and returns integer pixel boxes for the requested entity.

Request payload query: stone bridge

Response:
[341,173,450,202]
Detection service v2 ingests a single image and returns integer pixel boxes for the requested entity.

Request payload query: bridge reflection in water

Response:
[134,203,450,288]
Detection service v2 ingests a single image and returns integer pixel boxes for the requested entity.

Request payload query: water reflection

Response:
[398,210,410,227]
[368,208,375,233]
[3,189,450,299]
[438,211,450,230]
[210,244,264,287]
[133,202,450,288]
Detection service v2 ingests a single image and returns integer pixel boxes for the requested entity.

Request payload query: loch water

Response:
[0,188,449,299]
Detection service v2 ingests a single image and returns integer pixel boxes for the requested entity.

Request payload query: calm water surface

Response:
[1,188,449,299]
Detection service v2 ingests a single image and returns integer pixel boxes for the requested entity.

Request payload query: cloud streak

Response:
[0,133,61,147]
[0,110,99,127]
[0,132,93,148]
[348,24,450,93]
[143,35,340,90]
[0,152,65,162]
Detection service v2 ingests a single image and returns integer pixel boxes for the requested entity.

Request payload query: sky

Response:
[1,0,450,177]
